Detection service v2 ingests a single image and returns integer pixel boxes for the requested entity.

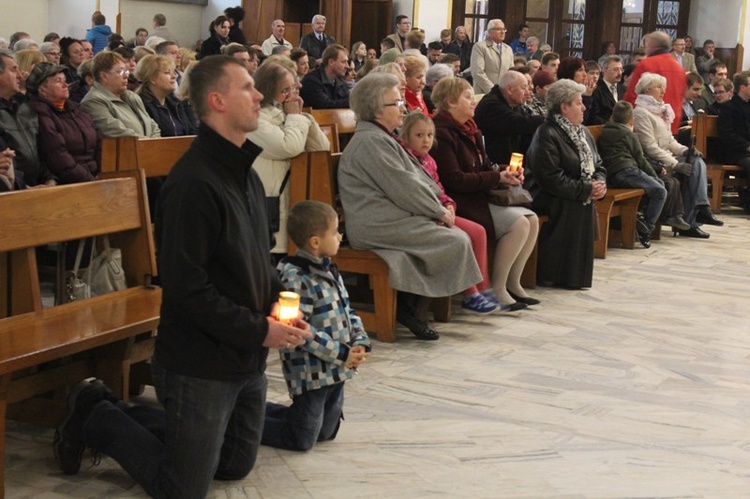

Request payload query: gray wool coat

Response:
[338,121,482,297]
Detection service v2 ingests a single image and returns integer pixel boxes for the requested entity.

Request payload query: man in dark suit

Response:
[445,26,472,73]
[701,62,728,107]
[591,55,625,123]
[718,71,750,170]
[299,14,335,69]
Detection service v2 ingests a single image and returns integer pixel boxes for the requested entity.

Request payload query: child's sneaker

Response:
[462,293,498,314]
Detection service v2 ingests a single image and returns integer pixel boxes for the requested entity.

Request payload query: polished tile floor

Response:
[5,209,750,498]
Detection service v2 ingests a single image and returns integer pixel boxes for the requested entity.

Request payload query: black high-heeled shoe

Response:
[507,289,541,306]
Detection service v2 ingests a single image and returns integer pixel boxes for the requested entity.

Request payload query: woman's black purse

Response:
[265,169,291,233]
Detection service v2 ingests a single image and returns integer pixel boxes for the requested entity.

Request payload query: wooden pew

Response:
[310,109,356,149]
[587,125,645,258]
[101,135,196,175]
[0,169,160,496]
[692,113,746,213]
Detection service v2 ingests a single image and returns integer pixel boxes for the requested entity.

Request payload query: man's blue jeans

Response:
[83,362,267,499]
[608,168,667,232]
[262,382,344,451]
[677,155,710,226]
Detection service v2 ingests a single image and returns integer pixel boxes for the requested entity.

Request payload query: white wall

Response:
[0,0,47,44]
[120,0,204,48]
[414,0,450,44]
[689,0,748,70]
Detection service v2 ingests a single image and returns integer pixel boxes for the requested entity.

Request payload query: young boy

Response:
[598,101,685,248]
[262,200,371,451]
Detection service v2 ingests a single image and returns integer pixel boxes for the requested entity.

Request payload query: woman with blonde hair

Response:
[134,54,198,136]
[246,62,330,260]
[432,76,540,306]
[15,49,46,93]
[403,55,428,114]
[178,47,196,72]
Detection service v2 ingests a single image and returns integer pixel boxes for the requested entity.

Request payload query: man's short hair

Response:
[113,46,135,60]
[395,15,409,25]
[92,11,106,25]
[585,60,600,72]
[271,45,290,55]
[703,39,715,48]
[517,23,529,32]
[645,31,671,51]
[322,44,346,67]
[427,41,442,51]
[601,55,622,69]
[440,29,452,39]
[153,14,166,26]
[155,41,178,55]
[714,78,733,92]
[733,71,750,91]
[312,14,326,24]
[136,28,148,37]
[611,100,633,125]
[222,43,248,57]
[287,201,337,248]
[686,72,703,87]
[224,6,245,23]
[541,52,559,65]
[380,37,396,50]
[499,70,526,90]
[439,53,459,64]
[631,48,646,58]
[189,55,244,119]
[709,62,727,75]
[43,32,60,42]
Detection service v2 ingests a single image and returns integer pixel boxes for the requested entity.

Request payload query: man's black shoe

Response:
[53,378,115,475]
[678,227,710,239]
[696,206,723,226]
[638,232,651,248]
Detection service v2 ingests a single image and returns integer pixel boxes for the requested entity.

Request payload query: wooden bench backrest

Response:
[318,123,340,153]
[310,108,356,134]
[586,124,604,142]
[0,170,156,315]
[693,113,718,158]
[101,135,195,176]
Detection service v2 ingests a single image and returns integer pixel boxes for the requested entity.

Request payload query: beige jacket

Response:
[470,38,514,94]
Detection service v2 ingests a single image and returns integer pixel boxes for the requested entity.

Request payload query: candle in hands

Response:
[508,152,524,172]
[277,291,301,325]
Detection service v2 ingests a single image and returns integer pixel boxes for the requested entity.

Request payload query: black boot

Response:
[696,206,723,226]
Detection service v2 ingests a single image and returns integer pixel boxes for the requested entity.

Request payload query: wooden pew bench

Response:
[0,170,160,496]
[101,135,196,175]
[693,114,747,213]
[594,188,645,259]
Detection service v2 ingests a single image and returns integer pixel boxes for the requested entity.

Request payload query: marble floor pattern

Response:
[5,209,750,498]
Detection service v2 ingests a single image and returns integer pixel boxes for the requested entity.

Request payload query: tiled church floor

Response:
[5,209,750,498]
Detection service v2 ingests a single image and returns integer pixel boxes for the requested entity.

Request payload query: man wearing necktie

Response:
[470,18,513,94]
[592,55,626,123]
[299,14,336,69]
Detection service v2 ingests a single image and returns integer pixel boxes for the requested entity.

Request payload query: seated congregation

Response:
[2,11,748,499]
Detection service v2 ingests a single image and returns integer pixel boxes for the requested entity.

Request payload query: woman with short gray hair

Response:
[338,72,482,340]
[525,79,607,289]
[424,63,453,114]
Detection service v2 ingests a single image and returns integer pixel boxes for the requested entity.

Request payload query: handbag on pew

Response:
[83,236,127,297]
[65,239,92,302]
[487,184,534,207]
[265,169,292,233]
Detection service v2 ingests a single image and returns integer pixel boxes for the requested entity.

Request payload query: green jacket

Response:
[597,122,657,179]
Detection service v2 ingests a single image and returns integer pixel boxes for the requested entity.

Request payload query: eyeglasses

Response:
[280,85,297,95]
[489,27,508,32]
[384,99,405,108]
[110,68,130,77]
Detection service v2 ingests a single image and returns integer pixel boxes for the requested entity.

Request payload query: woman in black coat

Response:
[198,16,231,59]
[135,55,198,137]
[525,79,607,289]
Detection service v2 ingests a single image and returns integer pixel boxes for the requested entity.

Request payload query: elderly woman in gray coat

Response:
[338,72,482,341]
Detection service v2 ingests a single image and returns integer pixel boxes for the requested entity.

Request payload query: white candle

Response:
[277,291,300,324]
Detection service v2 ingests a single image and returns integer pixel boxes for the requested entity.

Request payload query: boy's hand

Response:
[345,345,369,369]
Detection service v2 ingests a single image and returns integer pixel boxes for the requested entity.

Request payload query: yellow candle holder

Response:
[277,291,300,324]
[509,152,524,172]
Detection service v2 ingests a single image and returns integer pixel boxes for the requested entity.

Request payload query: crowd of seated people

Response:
[0,13,745,331]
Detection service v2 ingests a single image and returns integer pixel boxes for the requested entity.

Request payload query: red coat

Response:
[405,87,429,115]
[624,51,686,135]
